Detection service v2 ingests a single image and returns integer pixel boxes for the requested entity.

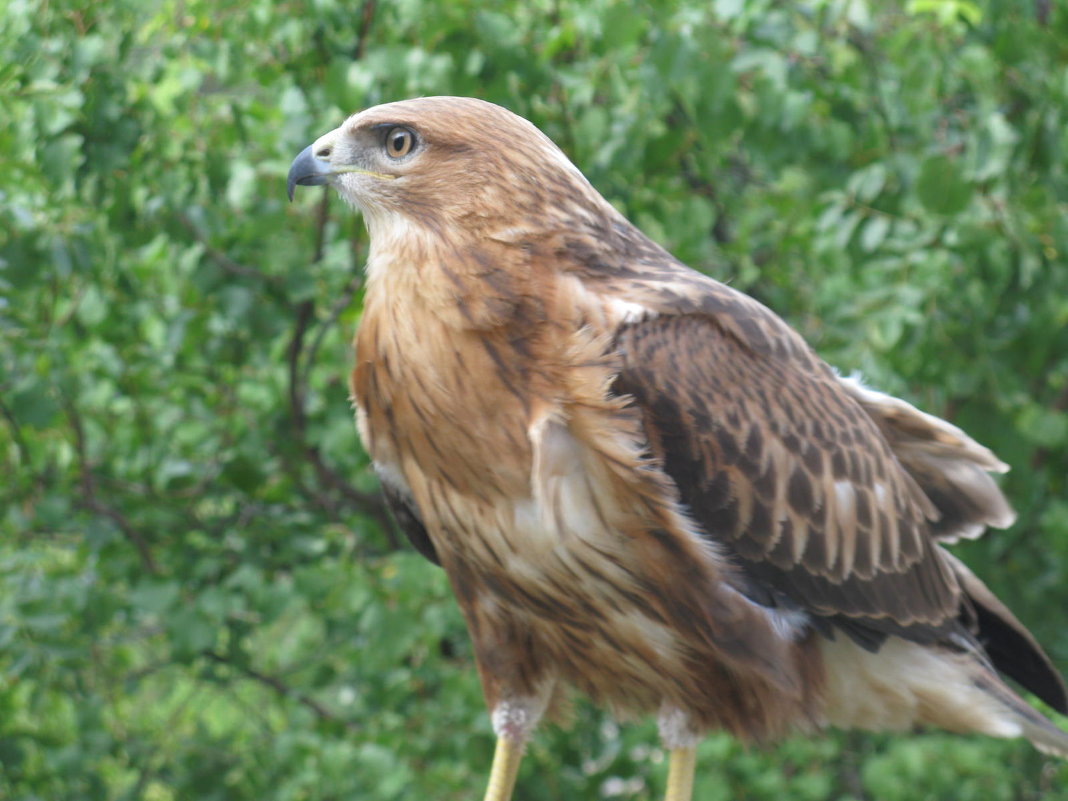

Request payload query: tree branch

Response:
[0,392,32,468]
[1036,0,1051,25]
[204,651,357,731]
[353,0,377,61]
[178,213,284,287]
[285,296,391,532]
[847,26,899,152]
[64,397,160,574]
[282,191,393,534]
[299,269,362,393]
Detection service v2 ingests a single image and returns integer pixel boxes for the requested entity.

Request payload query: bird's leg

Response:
[482,734,524,801]
[481,692,552,801]
[457,590,554,801]
[663,746,697,801]
[658,705,701,801]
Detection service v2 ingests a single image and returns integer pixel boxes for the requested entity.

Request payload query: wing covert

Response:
[613,312,963,647]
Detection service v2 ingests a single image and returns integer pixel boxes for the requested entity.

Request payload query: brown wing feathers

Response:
[613,313,962,649]
[612,289,1068,711]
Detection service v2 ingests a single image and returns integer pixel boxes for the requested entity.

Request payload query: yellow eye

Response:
[384,126,414,158]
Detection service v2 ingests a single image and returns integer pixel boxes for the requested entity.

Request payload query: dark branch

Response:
[178,213,284,287]
[299,269,363,392]
[203,651,357,731]
[64,397,160,574]
[353,0,377,61]
[847,27,899,152]
[285,296,392,531]
[1036,0,1051,25]
[282,196,392,533]
[0,392,32,468]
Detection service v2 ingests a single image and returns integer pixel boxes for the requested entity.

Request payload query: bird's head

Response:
[287,96,610,241]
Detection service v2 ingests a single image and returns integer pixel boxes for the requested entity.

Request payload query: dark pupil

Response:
[391,132,407,153]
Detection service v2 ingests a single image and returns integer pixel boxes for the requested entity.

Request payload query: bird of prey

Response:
[287,96,1068,801]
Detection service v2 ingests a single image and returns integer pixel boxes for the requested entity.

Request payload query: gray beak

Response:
[286,145,332,201]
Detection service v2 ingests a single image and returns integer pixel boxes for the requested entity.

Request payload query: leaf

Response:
[860,215,892,252]
[8,383,59,429]
[848,163,888,203]
[129,580,181,617]
[1017,405,1068,447]
[915,154,972,215]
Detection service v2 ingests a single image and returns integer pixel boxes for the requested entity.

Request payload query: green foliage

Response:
[2,0,1068,798]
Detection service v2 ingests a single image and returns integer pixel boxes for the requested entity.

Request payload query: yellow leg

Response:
[482,736,524,801]
[664,745,697,801]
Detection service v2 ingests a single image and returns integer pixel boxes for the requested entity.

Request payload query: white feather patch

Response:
[761,606,810,643]
[657,704,702,750]
[608,298,658,325]
[833,480,855,513]
[491,688,553,742]
[820,635,1023,739]
[527,414,607,546]
[374,460,410,498]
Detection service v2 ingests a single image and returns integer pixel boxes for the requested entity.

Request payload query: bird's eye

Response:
[384,126,415,159]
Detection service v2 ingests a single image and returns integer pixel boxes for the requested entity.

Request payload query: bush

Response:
[2,0,1066,798]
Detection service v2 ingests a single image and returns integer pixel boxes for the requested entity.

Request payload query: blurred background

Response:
[3,0,1068,798]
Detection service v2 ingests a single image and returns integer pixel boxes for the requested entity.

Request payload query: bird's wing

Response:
[609,276,974,648]
[837,376,1016,543]
[380,472,440,565]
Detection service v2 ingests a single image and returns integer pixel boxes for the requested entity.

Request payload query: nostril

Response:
[315,146,332,159]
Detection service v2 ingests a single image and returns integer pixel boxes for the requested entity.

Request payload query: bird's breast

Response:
[348,273,814,736]
[351,295,539,507]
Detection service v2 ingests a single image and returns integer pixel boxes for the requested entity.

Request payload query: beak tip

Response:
[286,143,331,201]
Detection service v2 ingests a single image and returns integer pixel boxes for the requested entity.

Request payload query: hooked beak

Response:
[286,141,398,201]
[286,144,332,201]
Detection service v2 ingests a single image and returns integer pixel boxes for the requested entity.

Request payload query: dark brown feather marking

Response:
[381,479,440,565]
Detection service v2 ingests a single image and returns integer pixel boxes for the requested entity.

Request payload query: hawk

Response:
[287,96,1068,801]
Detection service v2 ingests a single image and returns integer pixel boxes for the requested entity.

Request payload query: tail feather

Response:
[944,552,1068,714]
[820,635,1068,759]
[1024,719,1068,759]
[973,670,1068,758]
